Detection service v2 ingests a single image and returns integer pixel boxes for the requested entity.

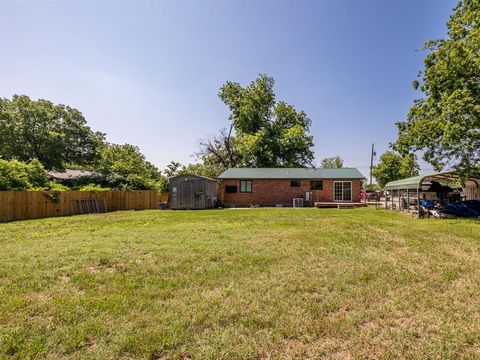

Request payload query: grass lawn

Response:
[1,207,480,359]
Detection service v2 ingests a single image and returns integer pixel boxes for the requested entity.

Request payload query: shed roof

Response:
[169,173,217,182]
[218,168,365,180]
[384,171,480,190]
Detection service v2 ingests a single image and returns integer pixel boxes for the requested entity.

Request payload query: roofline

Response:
[169,173,217,182]
[218,167,365,180]
[218,177,365,180]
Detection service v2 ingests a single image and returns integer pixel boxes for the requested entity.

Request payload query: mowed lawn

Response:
[1,208,480,359]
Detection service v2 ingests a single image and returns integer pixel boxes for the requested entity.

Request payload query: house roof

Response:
[218,168,365,180]
[384,171,480,190]
[48,169,99,180]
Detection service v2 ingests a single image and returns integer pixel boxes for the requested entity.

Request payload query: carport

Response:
[384,171,480,218]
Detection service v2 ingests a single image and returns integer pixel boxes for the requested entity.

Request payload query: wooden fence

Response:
[0,190,168,222]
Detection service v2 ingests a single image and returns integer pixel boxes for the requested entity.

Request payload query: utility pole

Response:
[369,143,375,186]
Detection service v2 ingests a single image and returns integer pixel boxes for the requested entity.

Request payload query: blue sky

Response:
[0,0,457,177]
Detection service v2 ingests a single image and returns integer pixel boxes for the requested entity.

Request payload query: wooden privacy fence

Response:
[0,190,166,222]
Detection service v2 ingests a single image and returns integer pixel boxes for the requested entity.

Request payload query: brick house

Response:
[218,168,365,207]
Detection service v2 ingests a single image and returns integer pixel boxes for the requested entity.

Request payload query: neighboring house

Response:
[48,169,100,185]
[218,168,365,207]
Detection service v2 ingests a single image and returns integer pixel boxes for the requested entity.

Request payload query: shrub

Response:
[0,160,31,190]
[79,184,110,192]
[0,159,51,191]
[0,159,69,191]
[46,182,70,192]
[26,159,49,188]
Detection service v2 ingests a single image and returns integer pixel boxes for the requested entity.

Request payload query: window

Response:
[240,180,252,193]
[225,185,237,193]
[334,181,352,201]
[310,180,323,190]
[290,180,301,187]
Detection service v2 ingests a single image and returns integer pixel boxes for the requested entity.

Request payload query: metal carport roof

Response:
[384,172,480,190]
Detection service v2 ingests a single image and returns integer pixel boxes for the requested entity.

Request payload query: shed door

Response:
[193,180,206,209]
[179,180,194,209]
[170,184,178,209]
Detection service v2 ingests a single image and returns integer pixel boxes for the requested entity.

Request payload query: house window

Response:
[225,185,237,193]
[290,180,301,187]
[310,180,323,190]
[240,180,252,193]
[334,181,352,201]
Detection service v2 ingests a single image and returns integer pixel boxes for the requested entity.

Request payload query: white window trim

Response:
[239,180,252,193]
[333,181,352,202]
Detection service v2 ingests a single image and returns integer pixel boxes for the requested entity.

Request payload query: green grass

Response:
[1,207,480,359]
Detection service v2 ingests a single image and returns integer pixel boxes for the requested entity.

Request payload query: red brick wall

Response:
[222,179,361,207]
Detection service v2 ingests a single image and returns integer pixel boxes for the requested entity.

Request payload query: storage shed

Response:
[169,174,217,210]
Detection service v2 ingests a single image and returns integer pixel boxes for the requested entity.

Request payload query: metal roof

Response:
[218,167,365,180]
[384,171,480,190]
[384,174,430,190]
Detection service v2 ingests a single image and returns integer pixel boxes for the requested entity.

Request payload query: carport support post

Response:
[417,188,420,219]
[407,189,410,214]
[384,190,388,209]
[399,189,402,211]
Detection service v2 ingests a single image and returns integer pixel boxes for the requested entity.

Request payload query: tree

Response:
[395,1,480,178]
[163,161,185,178]
[196,128,242,170]
[163,160,223,180]
[182,161,225,179]
[320,156,344,168]
[372,151,420,188]
[365,183,381,191]
[96,143,165,190]
[0,95,105,170]
[216,74,314,168]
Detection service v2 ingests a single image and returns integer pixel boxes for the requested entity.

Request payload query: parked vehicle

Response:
[361,190,380,201]
[430,200,480,218]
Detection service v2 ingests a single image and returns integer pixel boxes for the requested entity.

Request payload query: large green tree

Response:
[96,143,166,190]
[320,156,344,168]
[0,95,104,170]
[212,74,314,168]
[372,151,420,188]
[395,0,480,177]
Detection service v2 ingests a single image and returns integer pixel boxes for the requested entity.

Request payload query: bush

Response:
[46,182,70,192]
[79,184,110,192]
[0,160,30,190]
[26,159,50,188]
[0,159,50,191]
